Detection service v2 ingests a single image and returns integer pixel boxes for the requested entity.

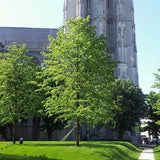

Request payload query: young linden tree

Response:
[0,43,40,144]
[42,16,116,146]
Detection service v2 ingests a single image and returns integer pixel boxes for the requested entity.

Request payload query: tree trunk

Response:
[118,129,124,141]
[47,132,52,141]
[12,122,16,144]
[76,118,80,147]
[2,126,7,140]
[156,133,159,145]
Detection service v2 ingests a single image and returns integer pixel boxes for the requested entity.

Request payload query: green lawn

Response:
[0,141,141,160]
[154,145,160,160]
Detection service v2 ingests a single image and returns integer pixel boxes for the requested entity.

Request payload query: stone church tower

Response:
[63,0,138,85]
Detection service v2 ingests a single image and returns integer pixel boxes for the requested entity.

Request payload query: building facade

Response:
[0,27,57,64]
[63,0,140,144]
[0,27,77,141]
[0,0,141,144]
[64,0,138,85]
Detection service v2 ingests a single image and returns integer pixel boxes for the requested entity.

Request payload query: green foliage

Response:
[154,145,160,160]
[110,79,146,139]
[0,43,41,143]
[144,92,160,143]
[41,16,116,146]
[153,70,160,118]
[0,141,141,160]
[42,17,116,128]
[40,114,65,140]
[154,68,160,90]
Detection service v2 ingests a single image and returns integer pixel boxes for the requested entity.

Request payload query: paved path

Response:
[138,147,155,160]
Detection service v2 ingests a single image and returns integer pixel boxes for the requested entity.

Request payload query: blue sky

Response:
[0,0,159,94]
[134,0,160,94]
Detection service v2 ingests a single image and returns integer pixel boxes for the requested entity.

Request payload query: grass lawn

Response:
[154,145,160,160]
[0,141,141,160]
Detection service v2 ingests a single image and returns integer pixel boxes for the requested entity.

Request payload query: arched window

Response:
[87,0,90,15]
[108,0,110,8]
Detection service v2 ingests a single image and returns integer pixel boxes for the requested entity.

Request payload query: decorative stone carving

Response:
[64,0,138,85]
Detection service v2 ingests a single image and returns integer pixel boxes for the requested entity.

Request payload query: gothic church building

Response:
[64,0,138,85]
[0,0,140,143]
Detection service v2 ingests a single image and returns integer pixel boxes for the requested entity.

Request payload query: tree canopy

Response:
[143,92,160,144]
[153,69,160,117]
[41,16,116,146]
[110,79,146,140]
[0,43,41,143]
[41,113,65,141]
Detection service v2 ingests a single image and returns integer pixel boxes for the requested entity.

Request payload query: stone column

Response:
[115,0,138,85]
[63,0,76,26]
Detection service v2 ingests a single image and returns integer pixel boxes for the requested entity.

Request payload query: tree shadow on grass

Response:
[94,151,138,160]
[81,143,139,150]
[22,142,75,147]
[79,143,141,160]
[22,141,141,152]
[0,154,61,160]
[22,142,126,149]
[93,145,140,160]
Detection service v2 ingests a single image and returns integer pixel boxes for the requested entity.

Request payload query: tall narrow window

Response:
[108,0,110,8]
[87,0,90,15]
